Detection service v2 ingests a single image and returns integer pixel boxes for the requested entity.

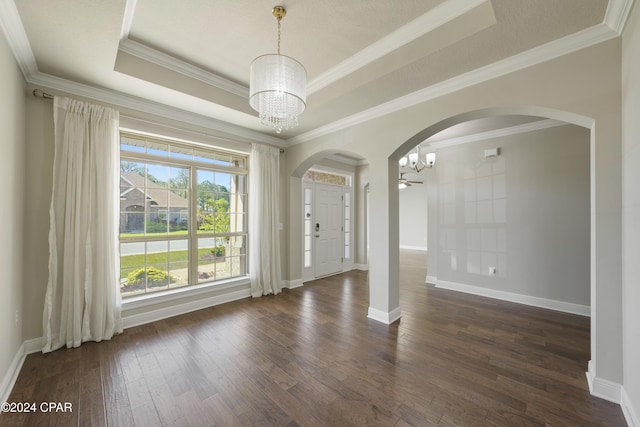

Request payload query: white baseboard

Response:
[283,279,304,289]
[433,278,590,317]
[399,245,428,251]
[0,337,40,403]
[621,386,640,427]
[586,361,622,404]
[426,275,437,284]
[354,263,369,271]
[1,343,26,404]
[367,306,402,325]
[23,338,41,354]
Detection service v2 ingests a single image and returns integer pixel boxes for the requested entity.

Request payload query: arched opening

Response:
[391,106,595,374]
[391,107,593,161]
[288,149,369,287]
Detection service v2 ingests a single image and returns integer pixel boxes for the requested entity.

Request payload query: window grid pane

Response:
[304,188,312,268]
[344,191,351,260]
[120,133,248,298]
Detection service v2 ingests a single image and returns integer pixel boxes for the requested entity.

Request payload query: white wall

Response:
[428,124,590,308]
[399,176,429,250]
[0,30,25,399]
[622,2,640,425]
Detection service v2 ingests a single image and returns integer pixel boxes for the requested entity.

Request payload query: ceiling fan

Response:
[398,172,423,189]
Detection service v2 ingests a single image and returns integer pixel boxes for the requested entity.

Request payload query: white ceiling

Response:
[2,0,632,147]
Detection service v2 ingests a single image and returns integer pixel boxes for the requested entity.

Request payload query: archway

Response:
[391,105,599,389]
[391,107,593,161]
[287,149,369,287]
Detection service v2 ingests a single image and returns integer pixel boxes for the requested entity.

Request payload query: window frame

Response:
[119,131,249,299]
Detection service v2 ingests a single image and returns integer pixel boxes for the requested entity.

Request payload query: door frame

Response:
[301,172,354,281]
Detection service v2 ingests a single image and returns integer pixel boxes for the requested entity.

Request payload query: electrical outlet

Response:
[14,310,19,326]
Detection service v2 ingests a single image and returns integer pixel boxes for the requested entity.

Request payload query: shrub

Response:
[211,245,226,258]
[126,267,174,288]
[146,220,168,233]
[146,219,188,233]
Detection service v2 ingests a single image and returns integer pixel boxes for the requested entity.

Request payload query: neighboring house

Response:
[120,171,188,232]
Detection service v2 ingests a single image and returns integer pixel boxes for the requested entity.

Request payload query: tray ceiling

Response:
[7,0,620,143]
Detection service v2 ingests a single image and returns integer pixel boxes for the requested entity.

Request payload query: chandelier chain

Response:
[277,18,281,54]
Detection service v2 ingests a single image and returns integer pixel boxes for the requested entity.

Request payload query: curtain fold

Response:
[42,97,122,353]
[249,143,282,297]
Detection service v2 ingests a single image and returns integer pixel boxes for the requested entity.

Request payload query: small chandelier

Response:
[399,148,436,173]
[249,5,307,133]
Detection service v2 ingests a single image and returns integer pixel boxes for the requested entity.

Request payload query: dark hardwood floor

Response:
[1,250,626,426]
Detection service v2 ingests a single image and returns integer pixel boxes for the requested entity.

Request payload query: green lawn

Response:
[120,247,215,279]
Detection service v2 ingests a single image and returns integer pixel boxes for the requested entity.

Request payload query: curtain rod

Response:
[32,88,286,152]
[33,89,54,100]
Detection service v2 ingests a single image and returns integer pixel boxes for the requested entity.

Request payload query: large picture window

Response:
[119,133,248,297]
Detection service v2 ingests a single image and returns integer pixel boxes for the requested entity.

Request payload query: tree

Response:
[170,169,189,198]
[213,198,230,230]
[197,198,230,234]
[198,180,215,210]
[197,180,230,210]
[120,161,144,175]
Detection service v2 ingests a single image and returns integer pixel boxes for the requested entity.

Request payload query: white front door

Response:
[314,183,343,277]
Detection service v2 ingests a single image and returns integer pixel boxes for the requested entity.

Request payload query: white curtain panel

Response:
[42,97,122,353]
[248,143,282,297]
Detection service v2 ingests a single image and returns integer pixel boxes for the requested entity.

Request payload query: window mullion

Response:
[189,165,198,287]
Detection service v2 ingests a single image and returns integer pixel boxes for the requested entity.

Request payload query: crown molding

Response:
[0,0,38,78]
[120,0,137,39]
[287,22,619,146]
[118,0,248,99]
[27,72,284,147]
[306,0,491,95]
[604,0,635,34]
[118,39,249,99]
[0,0,269,145]
[425,119,566,149]
[2,0,633,148]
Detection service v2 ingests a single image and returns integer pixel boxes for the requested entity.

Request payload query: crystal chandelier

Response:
[249,6,307,133]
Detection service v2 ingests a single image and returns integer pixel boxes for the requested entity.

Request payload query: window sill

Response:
[122,275,251,311]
